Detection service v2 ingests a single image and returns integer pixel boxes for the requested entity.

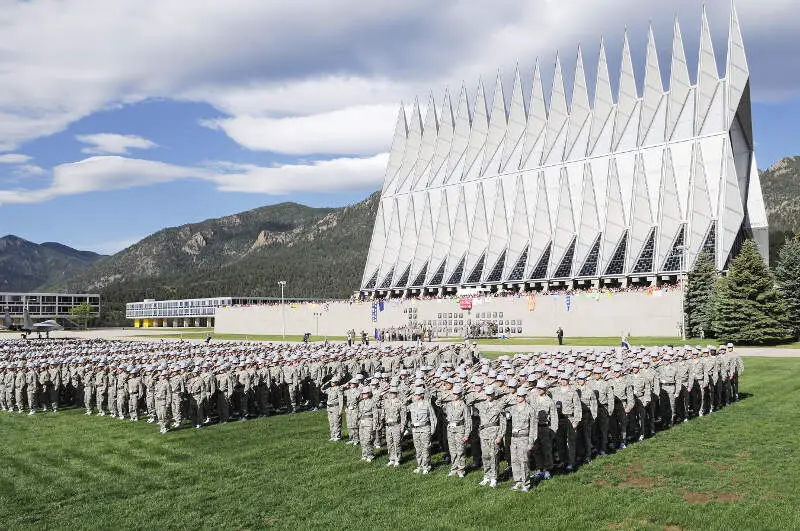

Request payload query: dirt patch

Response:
[619,473,659,490]
[704,460,733,472]
[736,451,751,459]
[594,464,664,491]
[680,488,743,504]
[663,526,683,531]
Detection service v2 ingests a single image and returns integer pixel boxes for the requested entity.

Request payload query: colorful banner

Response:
[379,300,385,312]
[528,295,536,311]
[566,294,572,312]
[459,297,473,310]
[371,303,377,323]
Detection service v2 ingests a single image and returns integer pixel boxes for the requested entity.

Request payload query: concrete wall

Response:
[215,290,683,338]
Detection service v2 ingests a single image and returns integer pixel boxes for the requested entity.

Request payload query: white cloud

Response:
[0,153,31,164]
[204,105,398,155]
[0,154,385,205]
[76,133,158,155]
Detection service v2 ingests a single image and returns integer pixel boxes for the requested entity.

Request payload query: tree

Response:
[69,302,94,330]
[684,252,718,338]
[774,235,800,338]
[713,239,794,344]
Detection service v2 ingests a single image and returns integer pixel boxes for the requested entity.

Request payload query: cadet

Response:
[382,386,406,467]
[344,379,361,446]
[475,385,504,487]
[609,366,633,449]
[154,370,172,434]
[551,373,582,471]
[529,380,558,480]
[356,386,378,462]
[444,385,471,478]
[575,371,596,463]
[507,387,536,491]
[629,362,651,441]
[323,378,343,441]
[408,386,437,474]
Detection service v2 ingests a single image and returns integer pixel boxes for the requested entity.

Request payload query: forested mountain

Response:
[47,193,379,324]
[0,235,105,292]
[761,156,800,260]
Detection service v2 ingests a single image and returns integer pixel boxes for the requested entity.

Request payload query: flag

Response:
[528,295,536,311]
[566,294,572,312]
[379,300,385,312]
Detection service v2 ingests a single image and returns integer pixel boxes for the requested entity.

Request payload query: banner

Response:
[566,294,572,312]
[459,297,473,310]
[528,295,536,311]
[371,303,378,323]
[379,300,385,312]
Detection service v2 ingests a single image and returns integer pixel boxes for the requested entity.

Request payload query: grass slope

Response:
[1,357,798,530]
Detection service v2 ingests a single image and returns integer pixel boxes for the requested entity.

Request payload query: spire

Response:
[521,59,547,168]
[412,93,438,189]
[393,98,423,194]
[588,38,614,156]
[501,65,526,172]
[613,29,638,150]
[727,1,750,126]
[696,5,720,134]
[446,84,471,183]
[544,53,568,163]
[566,45,591,159]
[426,89,453,187]
[640,23,664,144]
[482,71,507,175]
[461,78,489,181]
[381,105,407,193]
[667,16,691,140]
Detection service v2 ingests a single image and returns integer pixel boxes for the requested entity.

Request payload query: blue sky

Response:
[0,0,798,254]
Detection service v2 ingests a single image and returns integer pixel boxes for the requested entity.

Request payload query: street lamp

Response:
[676,245,687,341]
[278,280,287,339]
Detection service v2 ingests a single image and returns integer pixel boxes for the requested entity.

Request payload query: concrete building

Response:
[126,297,271,328]
[1,292,100,327]
[361,5,766,298]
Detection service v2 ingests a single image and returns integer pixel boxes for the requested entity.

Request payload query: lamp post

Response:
[278,280,287,339]
[677,245,687,341]
[313,311,322,336]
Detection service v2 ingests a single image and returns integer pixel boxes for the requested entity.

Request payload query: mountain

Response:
[760,156,800,260]
[0,235,105,292]
[48,193,380,324]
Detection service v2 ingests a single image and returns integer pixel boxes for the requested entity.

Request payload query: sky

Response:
[0,0,798,255]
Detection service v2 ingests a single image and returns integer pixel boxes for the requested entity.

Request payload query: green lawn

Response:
[1,357,798,530]
[469,336,700,347]
[131,332,347,342]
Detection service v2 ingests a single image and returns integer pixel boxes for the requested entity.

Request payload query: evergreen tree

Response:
[713,239,793,344]
[774,235,800,338]
[684,252,718,338]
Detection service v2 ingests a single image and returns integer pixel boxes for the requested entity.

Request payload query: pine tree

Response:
[713,239,794,344]
[684,252,718,338]
[774,235,800,338]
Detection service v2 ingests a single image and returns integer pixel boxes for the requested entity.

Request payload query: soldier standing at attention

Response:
[25,362,39,415]
[81,364,94,416]
[575,371,596,464]
[154,370,172,434]
[529,380,558,481]
[356,386,378,462]
[408,386,437,474]
[551,373,582,471]
[556,327,564,346]
[382,386,405,467]
[609,366,633,449]
[95,364,108,416]
[444,385,471,478]
[169,367,185,428]
[322,378,343,441]
[188,368,205,429]
[116,367,128,420]
[127,368,145,421]
[344,379,361,446]
[629,362,651,441]
[475,385,504,487]
[506,387,536,492]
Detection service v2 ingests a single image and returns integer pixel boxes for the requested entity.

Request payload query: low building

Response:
[1,292,100,327]
[126,297,272,328]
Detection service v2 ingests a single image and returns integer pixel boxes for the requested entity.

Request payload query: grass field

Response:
[470,336,703,347]
[1,357,798,530]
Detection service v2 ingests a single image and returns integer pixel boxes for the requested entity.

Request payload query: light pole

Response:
[278,280,287,339]
[677,245,687,341]
[313,311,322,336]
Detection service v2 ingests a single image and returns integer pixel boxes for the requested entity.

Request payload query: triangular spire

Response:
[613,30,638,150]
[464,183,490,281]
[688,142,713,267]
[639,23,664,145]
[588,38,615,156]
[381,105,408,193]
[444,186,470,284]
[544,53,569,163]
[501,66,526,172]
[549,168,576,277]
[392,99,423,194]
[527,172,552,277]
[602,158,627,272]
[482,71,507,175]
[627,154,653,273]
[566,46,591,159]
[667,16,692,141]
[657,148,683,269]
[362,200,387,288]
[462,79,489,181]
[576,163,600,273]
[521,60,547,168]
[727,1,750,127]
[484,179,509,282]
[392,195,419,286]
[504,174,531,279]
[412,94,439,190]
[720,141,745,269]
[378,198,403,287]
[426,189,452,285]
[409,192,435,285]
[445,85,471,184]
[427,90,454,187]
[696,6,720,134]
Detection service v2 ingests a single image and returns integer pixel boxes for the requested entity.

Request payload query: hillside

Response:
[759,156,800,260]
[0,235,105,292]
[49,193,379,324]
